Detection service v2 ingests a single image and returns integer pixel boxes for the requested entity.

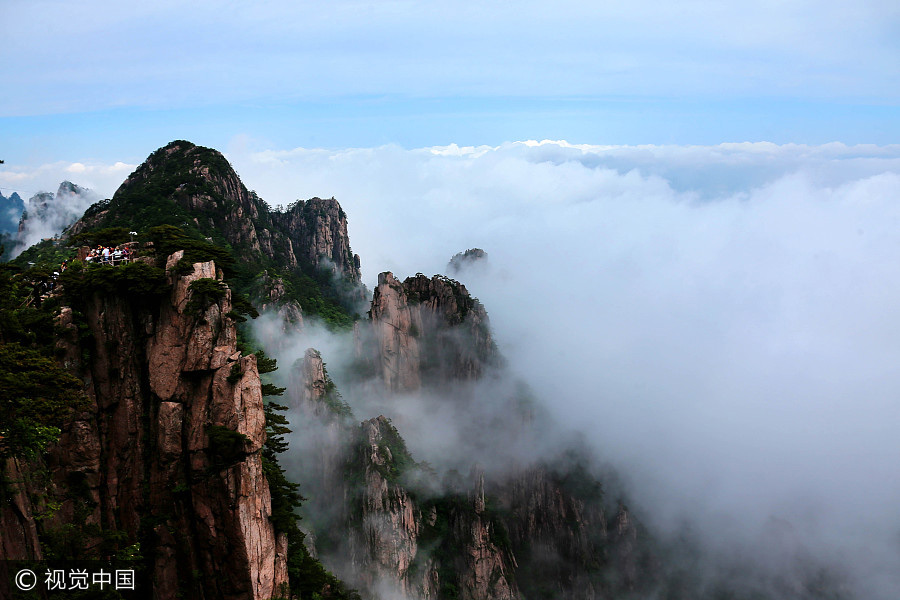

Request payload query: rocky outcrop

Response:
[289,348,329,412]
[448,248,487,274]
[367,272,422,392]
[0,190,24,234]
[287,349,351,473]
[30,252,287,599]
[448,468,518,600]
[105,141,362,287]
[110,143,297,269]
[349,416,423,596]
[272,197,362,281]
[344,417,519,600]
[495,465,607,599]
[258,272,304,335]
[0,458,43,561]
[363,272,496,392]
[14,182,96,255]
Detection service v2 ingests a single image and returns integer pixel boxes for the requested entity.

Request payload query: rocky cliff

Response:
[0,248,295,600]
[361,271,495,392]
[447,248,487,274]
[40,253,286,598]
[86,141,362,285]
[272,197,362,281]
[281,263,649,600]
[344,417,519,600]
[66,140,365,333]
[1,140,662,600]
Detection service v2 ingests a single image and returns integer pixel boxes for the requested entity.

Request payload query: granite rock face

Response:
[363,271,496,392]
[0,190,24,234]
[70,140,363,306]
[14,181,96,256]
[271,196,362,281]
[315,266,650,600]
[346,417,519,600]
[258,272,304,335]
[119,142,361,281]
[3,254,287,599]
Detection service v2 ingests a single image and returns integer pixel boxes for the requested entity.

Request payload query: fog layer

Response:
[235,140,900,598]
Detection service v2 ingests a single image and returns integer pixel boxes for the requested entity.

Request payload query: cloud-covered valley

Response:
[233,140,900,597]
[13,140,900,596]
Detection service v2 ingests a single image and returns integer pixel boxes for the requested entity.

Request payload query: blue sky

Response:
[2,0,899,170]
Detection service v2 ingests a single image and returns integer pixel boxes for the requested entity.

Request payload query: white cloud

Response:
[226,140,900,597]
[0,161,137,202]
[426,143,494,157]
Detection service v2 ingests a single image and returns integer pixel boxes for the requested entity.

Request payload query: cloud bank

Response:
[11,140,900,595]
[230,140,900,598]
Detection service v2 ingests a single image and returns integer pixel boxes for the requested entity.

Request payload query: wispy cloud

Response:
[3,1,898,116]
[0,161,135,202]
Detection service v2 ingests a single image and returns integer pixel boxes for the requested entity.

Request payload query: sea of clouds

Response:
[8,140,900,596]
[230,140,900,597]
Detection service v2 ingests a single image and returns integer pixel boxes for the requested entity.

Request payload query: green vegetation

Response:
[0,244,86,461]
[375,418,416,483]
[259,268,355,329]
[322,362,354,417]
[1,140,361,598]
[230,290,259,320]
[59,260,169,303]
[146,225,234,273]
[411,492,514,600]
[0,264,58,347]
[0,343,86,459]
[11,238,76,269]
[184,278,227,316]
[206,425,251,468]
[227,361,243,384]
[71,139,356,329]
[70,226,132,248]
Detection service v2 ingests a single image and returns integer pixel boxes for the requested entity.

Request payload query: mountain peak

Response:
[56,180,89,196]
[0,191,26,234]
[66,141,365,323]
[448,247,487,273]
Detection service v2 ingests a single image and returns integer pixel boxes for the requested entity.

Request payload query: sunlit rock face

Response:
[3,253,286,599]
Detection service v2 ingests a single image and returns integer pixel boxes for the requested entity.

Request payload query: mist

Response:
[12,182,100,257]
[233,140,900,598]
